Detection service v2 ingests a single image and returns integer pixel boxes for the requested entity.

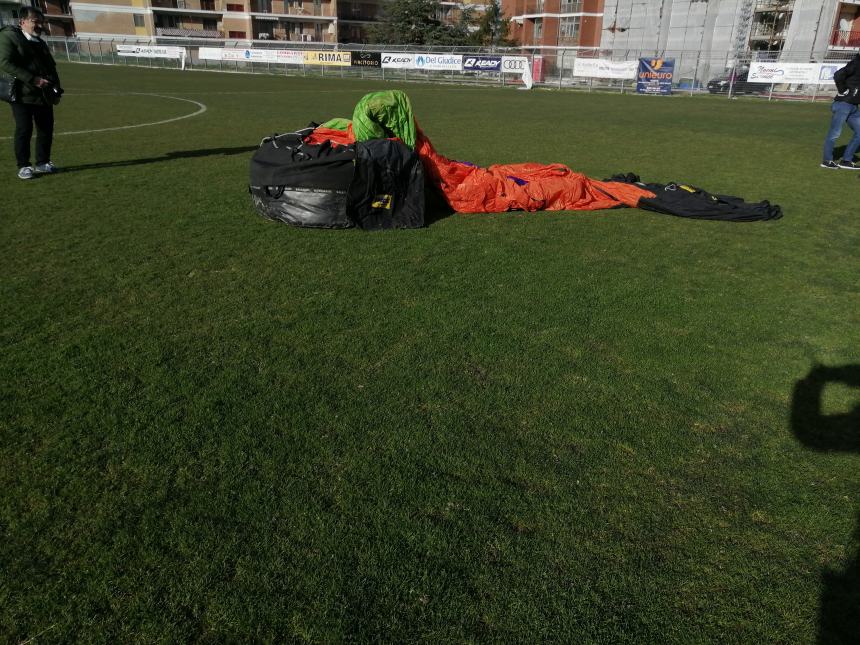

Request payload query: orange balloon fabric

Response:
[304,123,654,214]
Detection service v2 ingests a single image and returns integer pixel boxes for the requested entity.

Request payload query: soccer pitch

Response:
[1,63,858,642]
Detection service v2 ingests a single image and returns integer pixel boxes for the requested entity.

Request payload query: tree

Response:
[470,0,514,47]
[369,0,474,46]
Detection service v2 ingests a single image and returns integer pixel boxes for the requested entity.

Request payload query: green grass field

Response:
[1,63,859,642]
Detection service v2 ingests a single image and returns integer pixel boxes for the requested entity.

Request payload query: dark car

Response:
[706,67,761,95]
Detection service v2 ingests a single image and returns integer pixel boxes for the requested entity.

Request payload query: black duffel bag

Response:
[249,127,425,230]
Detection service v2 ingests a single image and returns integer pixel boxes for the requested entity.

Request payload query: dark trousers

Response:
[9,102,54,168]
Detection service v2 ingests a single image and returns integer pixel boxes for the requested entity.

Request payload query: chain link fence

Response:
[44,35,856,101]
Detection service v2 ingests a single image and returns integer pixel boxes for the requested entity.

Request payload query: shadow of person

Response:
[791,364,860,452]
[790,363,860,644]
[59,146,258,173]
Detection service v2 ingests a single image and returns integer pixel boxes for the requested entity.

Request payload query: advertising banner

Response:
[748,62,822,84]
[532,55,545,83]
[462,55,502,72]
[636,58,674,94]
[303,50,352,66]
[117,45,185,59]
[351,51,381,67]
[818,63,841,85]
[119,44,186,69]
[381,52,416,69]
[197,48,303,65]
[573,57,637,80]
[414,53,463,71]
[501,56,533,90]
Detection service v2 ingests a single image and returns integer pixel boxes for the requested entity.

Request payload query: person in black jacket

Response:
[821,54,860,170]
[0,8,61,180]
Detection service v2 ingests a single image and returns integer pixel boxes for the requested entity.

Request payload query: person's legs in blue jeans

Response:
[823,101,853,163]
[840,104,860,162]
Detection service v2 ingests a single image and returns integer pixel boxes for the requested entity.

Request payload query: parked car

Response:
[706,67,762,95]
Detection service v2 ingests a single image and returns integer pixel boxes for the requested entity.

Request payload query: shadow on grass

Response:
[790,363,860,644]
[59,146,258,172]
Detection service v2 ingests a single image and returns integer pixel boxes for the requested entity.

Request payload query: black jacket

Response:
[0,25,59,105]
[833,54,860,105]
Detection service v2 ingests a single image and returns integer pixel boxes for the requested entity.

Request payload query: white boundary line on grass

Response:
[0,92,207,139]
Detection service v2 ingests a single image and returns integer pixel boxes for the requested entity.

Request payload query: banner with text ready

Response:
[637,58,674,94]
[381,53,416,69]
[501,56,533,89]
[117,45,186,69]
[574,58,637,80]
[462,55,502,72]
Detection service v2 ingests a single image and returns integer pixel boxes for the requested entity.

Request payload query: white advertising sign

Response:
[573,58,637,80]
[817,63,841,85]
[197,48,303,65]
[118,45,186,68]
[414,53,463,71]
[748,62,823,85]
[501,56,533,90]
[381,52,416,69]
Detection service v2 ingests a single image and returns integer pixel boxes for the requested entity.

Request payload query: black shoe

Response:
[821,160,839,169]
[837,160,860,169]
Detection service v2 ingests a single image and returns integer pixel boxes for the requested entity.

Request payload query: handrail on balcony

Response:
[832,29,860,47]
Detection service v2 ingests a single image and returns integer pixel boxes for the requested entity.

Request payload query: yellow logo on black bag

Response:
[371,194,393,209]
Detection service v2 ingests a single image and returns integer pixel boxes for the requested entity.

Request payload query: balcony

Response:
[151,0,220,11]
[156,27,224,37]
[831,29,860,47]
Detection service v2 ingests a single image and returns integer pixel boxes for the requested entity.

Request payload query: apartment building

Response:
[503,0,858,61]
[503,0,603,51]
[1,0,857,58]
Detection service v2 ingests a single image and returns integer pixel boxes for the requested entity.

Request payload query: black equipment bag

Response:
[249,128,425,230]
[607,173,782,222]
[347,138,425,230]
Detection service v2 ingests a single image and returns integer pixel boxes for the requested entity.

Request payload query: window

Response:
[133,14,144,27]
[226,3,244,11]
[228,30,246,37]
[535,0,543,12]
[560,0,581,12]
[559,16,579,39]
[202,18,217,30]
[533,18,542,40]
[201,0,215,9]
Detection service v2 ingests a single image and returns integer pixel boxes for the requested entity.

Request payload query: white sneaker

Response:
[34,161,57,174]
[17,166,34,179]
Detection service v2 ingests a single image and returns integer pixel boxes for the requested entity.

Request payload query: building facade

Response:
[502,0,858,61]
[0,0,856,61]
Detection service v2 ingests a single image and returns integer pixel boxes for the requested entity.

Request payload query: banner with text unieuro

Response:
[748,62,836,85]
[304,50,351,66]
[573,58,637,80]
[381,53,416,69]
[198,47,303,65]
[501,56,533,90]
[636,58,674,94]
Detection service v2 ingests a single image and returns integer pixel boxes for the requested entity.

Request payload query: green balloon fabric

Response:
[320,117,352,131]
[350,90,417,148]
